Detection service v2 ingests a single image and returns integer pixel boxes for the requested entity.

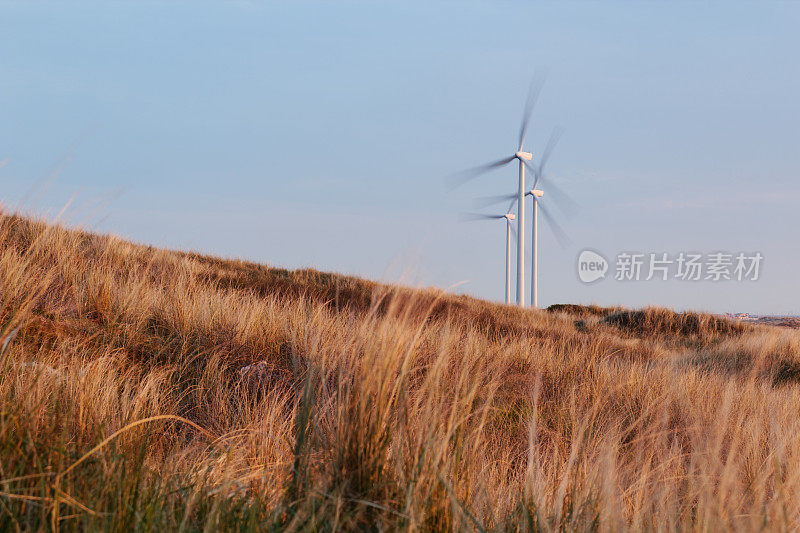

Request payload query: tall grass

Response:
[1,212,800,530]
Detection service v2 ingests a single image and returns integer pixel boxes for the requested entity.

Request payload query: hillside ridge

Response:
[2,212,800,529]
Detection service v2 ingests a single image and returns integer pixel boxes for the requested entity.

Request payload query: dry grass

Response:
[2,212,800,531]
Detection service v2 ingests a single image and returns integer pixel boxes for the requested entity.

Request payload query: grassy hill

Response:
[2,213,800,530]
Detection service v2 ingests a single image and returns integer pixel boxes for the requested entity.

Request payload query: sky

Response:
[1,1,799,314]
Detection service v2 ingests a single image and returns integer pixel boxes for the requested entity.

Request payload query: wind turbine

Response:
[448,77,545,307]
[527,127,570,308]
[461,205,517,304]
[474,128,574,308]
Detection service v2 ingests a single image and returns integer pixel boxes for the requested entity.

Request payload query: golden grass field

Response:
[2,212,800,531]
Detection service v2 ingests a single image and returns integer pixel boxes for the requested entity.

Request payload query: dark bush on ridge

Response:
[546,304,619,318]
[603,308,750,337]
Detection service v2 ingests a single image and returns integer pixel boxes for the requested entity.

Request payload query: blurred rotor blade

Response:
[473,192,516,209]
[510,222,518,240]
[536,173,579,217]
[525,127,563,190]
[518,72,547,150]
[522,158,577,217]
[446,156,515,190]
[523,159,540,189]
[537,126,564,174]
[459,212,504,222]
[506,196,517,214]
[534,197,571,248]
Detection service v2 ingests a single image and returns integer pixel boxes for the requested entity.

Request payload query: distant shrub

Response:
[773,359,800,386]
[546,303,618,318]
[603,307,750,338]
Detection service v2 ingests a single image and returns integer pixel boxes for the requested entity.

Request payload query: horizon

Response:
[2,1,798,315]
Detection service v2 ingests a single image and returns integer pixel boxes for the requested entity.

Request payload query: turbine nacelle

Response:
[515,151,532,161]
[504,213,516,221]
[527,189,544,198]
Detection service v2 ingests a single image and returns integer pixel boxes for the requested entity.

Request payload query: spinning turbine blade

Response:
[518,72,546,150]
[523,160,537,181]
[540,127,564,165]
[459,212,504,222]
[523,159,576,216]
[538,175,579,216]
[473,192,517,209]
[506,197,517,214]
[446,156,515,189]
[538,127,564,174]
[534,197,571,248]
[530,126,563,189]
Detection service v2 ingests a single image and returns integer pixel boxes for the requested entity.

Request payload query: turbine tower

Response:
[505,213,514,305]
[504,212,517,304]
[515,149,530,306]
[529,188,543,308]
[461,204,517,304]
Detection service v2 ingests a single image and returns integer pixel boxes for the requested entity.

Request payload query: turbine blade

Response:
[473,192,516,209]
[537,126,564,175]
[523,159,540,188]
[535,173,579,217]
[534,197,571,248]
[526,127,563,190]
[518,72,547,150]
[510,222,518,241]
[506,196,517,214]
[523,153,577,218]
[446,156,515,190]
[459,212,504,222]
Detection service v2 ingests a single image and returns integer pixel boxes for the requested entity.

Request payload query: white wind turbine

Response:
[448,77,545,307]
[527,127,574,308]
[474,128,574,308]
[462,201,517,304]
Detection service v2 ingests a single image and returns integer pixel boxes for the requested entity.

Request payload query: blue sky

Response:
[2,1,799,314]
